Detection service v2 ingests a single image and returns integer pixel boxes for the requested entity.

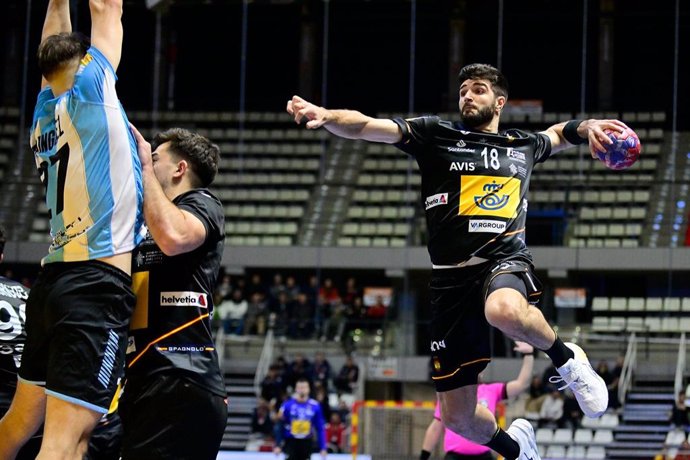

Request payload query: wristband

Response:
[420,449,431,460]
[563,120,588,145]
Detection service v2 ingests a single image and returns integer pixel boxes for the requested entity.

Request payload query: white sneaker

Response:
[550,342,608,418]
[506,418,541,460]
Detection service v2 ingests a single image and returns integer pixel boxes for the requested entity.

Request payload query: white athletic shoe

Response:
[506,418,541,460]
[550,342,609,418]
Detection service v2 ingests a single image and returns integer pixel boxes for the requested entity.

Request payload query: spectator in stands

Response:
[214,273,234,305]
[334,355,360,394]
[290,292,315,339]
[287,353,312,389]
[245,291,269,336]
[318,278,341,340]
[251,398,275,438]
[311,352,333,390]
[671,391,690,429]
[246,273,267,299]
[538,389,565,428]
[342,277,361,308]
[217,288,248,335]
[560,389,583,428]
[365,295,387,328]
[313,382,332,424]
[326,413,346,453]
[323,299,348,342]
[261,364,287,404]
[269,273,286,305]
[421,342,535,460]
[285,275,302,303]
[596,360,613,385]
[270,291,291,336]
[288,64,620,460]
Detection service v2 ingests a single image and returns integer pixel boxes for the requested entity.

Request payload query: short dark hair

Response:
[0,226,5,257]
[152,128,221,188]
[37,32,90,79]
[458,63,509,99]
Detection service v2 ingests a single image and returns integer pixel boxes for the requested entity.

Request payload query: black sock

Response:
[484,427,520,460]
[543,335,575,368]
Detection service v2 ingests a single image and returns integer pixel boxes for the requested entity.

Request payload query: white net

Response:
[352,401,437,460]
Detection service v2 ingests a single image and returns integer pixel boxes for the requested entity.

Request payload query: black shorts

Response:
[119,373,228,460]
[19,260,135,413]
[284,437,315,460]
[429,258,542,392]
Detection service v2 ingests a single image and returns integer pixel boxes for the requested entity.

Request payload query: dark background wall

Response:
[1,0,688,127]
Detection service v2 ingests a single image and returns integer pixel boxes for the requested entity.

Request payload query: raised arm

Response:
[287,95,402,144]
[540,118,629,158]
[505,341,535,399]
[40,0,72,88]
[89,0,124,71]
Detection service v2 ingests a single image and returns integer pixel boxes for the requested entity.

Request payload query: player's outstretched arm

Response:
[40,0,72,89]
[89,0,124,71]
[506,341,535,398]
[541,119,628,158]
[286,95,402,144]
[421,418,444,458]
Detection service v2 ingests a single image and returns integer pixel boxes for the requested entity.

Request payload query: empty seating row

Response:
[591,316,690,333]
[220,157,320,171]
[539,444,605,459]
[341,222,411,237]
[215,188,310,202]
[215,173,316,186]
[568,238,640,248]
[225,221,298,235]
[337,236,407,248]
[217,142,324,156]
[362,158,418,172]
[223,204,304,219]
[574,223,643,237]
[357,174,421,187]
[536,427,613,445]
[226,235,293,246]
[352,189,418,203]
[347,206,416,220]
[591,296,690,312]
[579,206,647,220]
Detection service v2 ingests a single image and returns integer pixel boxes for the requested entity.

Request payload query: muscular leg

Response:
[438,385,497,444]
[0,380,46,459]
[36,395,102,460]
[484,287,556,350]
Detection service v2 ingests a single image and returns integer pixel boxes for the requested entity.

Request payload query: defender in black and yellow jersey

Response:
[120,127,227,460]
[287,63,630,460]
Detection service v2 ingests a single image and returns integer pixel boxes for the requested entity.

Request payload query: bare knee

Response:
[441,404,474,435]
[485,295,522,330]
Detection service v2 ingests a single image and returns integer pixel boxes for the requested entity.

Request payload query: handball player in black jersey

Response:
[119,126,227,460]
[287,64,629,460]
[0,227,41,460]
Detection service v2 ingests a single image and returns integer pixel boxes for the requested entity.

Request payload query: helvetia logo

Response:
[425,193,448,210]
[160,291,208,308]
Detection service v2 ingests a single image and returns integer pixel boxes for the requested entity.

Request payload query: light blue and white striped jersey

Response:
[30,47,144,265]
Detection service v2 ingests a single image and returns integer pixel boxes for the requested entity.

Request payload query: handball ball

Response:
[596,127,641,170]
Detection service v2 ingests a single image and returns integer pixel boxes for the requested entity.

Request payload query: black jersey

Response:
[393,116,552,266]
[0,278,30,406]
[127,189,226,398]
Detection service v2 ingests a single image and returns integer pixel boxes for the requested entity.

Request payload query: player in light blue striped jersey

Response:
[0,1,143,459]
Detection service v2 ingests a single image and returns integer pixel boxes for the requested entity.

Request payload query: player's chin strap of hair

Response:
[563,119,588,145]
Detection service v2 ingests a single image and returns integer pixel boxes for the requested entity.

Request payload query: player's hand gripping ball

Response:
[596,127,641,170]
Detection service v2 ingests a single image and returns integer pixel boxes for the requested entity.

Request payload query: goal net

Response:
[351,400,437,460]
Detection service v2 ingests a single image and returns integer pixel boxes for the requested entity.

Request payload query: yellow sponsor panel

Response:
[130,271,149,330]
[290,420,312,436]
[459,175,521,218]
